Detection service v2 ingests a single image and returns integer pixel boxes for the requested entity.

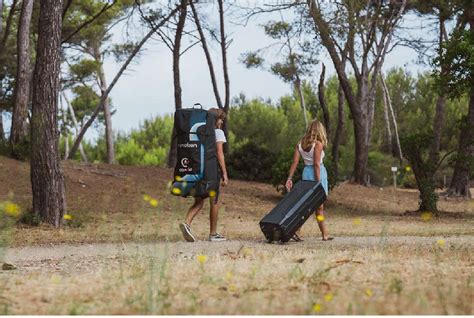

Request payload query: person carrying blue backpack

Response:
[179,108,229,242]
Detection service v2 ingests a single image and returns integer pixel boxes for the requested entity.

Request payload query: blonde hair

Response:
[208,108,227,128]
[301,119,328,151]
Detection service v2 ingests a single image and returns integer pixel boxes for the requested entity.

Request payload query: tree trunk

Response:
[331,84,345,182]
[218,0,230,113]
[307,0,368,185]
[0,111,4,142]
[317,63,330,137]
[68,6,180,159]
[353,118,370,184]
[447,86,473,199]
[429,95,446,163]
[380,71,403,162]
[295,77,308,127]
[0,0,18,55]
[10,0,34,148]
[381,79,392,154]
[62,92,88,162]
[97,60,115,164]
[190,0,223,109]
[167,0,187,169]
[0,0,18,143]
[30,0,67,227]
[380,73,392,154]
[63,109,69,161]
[429,19,448,164]
[217,0,231,154]
[0,0,3,37]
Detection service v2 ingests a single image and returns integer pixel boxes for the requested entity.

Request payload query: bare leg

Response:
[316,204,330,240]
[185,198,204,225]
[209,198,219,235]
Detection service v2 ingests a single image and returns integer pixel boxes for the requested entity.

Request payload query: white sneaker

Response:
[179,223,195,242]
[209,233,227,242]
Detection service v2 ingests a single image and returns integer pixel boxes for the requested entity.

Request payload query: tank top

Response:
[298,142,325,166]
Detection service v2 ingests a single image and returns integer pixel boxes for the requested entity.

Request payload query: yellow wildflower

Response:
[197,254,208,264]
[242,247,253,257]
[312,304,322,313]
[143,194,151,202]
[421,212,432,222]
[149,199,158,208]
[225,271,233,281]
[316,215,325,222]
[172,188,182,195]
[63,214,73,220]
[365,288,373,297]
[437,239,445,247]
[405,166,411,172]
[324,293,333,302]
[51,275,61,284]
[228,283,237,292]
[353,217,362,225]
[4,202,20,218]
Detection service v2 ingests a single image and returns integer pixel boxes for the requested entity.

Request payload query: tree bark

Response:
[0,0,18,142]
[96,53,115,164]
[167,0,187,168]
[318,63,330,137]
[380,75,392,154]
[295,77,308,127]
[62,92,88,162]
[0,2,2,146]
[10,0,34,147]
[0,111,4,142]
[30,0,67,227]
[62,107,69,161]
[0,0,18,55]
[447,86,473,198]
[0,0,3,36]
[218,0,230,112]
[380,71,403,163]
[190,0,223,109]
[68,6,180,159]
[429,19,448,164]
[331,84,345,182]
[307,0,367,184]
[217,0,231,154]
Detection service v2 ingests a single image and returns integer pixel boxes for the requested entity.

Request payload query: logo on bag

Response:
[178,143,198,148]
[181,158,190,168]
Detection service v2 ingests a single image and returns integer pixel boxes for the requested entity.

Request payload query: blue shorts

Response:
[302,165,328,195]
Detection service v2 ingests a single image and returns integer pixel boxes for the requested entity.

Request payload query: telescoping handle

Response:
[193,103,203,109]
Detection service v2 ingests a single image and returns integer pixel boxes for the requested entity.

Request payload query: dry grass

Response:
[0,156,473,314]
[2,241,473,315]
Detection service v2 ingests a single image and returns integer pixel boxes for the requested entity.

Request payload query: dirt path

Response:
[4,235,473,271]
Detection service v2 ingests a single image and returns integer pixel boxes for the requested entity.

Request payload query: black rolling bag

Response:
[260,180,326,243]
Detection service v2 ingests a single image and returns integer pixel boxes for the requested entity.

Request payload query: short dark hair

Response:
[208,108,227,127]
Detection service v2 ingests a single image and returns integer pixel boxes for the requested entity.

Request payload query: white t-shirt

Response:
[298,142,325,166]
[215,129,227,143]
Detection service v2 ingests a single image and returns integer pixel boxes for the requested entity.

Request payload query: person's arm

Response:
[313,142,323,182]
[285,145,301,191]
[216,142,228,186]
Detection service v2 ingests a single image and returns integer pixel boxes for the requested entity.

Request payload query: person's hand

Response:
[285,178,293,192]
[221,174,229,187]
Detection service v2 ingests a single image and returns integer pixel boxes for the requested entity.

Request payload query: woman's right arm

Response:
[285,145,300,191]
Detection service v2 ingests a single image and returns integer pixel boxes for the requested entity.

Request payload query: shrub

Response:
[271,147,304,192]
[227,142,277,182]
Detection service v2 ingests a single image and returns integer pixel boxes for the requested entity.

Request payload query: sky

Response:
[45,3,438,142]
